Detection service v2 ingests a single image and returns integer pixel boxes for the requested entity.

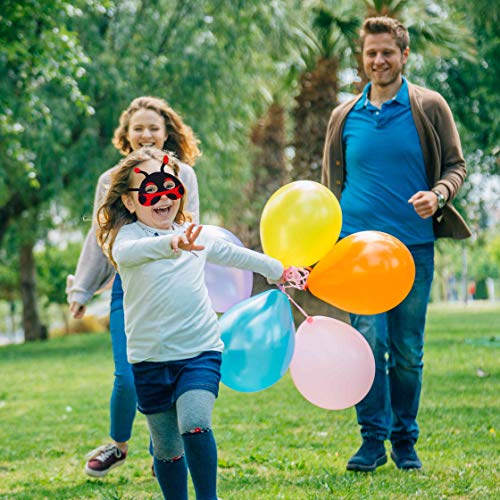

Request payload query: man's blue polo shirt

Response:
[341,78,434,246]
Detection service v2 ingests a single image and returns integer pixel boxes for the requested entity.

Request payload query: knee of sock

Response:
[182,426,212,436]
[151,438,184,461]
[155,454,185,463]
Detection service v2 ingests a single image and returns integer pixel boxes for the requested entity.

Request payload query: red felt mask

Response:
[128,155,185,206]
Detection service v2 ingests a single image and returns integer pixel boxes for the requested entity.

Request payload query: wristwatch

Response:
[432,189,446,209]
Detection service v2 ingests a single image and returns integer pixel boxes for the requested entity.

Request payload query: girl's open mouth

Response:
[154,206,171,215]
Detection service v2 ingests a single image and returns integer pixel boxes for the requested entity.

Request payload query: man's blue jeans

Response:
[350,242,434,445]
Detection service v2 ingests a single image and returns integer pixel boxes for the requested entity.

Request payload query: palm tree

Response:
[355,0,475,90]
[234,100,289,251]
[291,0,475,182]
[291,3,359,182]
[230,3,302,250]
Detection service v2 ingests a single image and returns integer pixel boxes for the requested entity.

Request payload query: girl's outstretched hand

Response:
[171,223,205,254]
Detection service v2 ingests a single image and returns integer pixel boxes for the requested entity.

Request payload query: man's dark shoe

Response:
[346,439,387,472]
[391,440,422,469]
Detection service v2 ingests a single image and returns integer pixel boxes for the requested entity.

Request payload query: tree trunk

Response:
[9,301,17,334]
[292,56,339,182]
[233,101,288,250]
[19,242,44,342]
[354,50,369,93]
[61,305,70,335]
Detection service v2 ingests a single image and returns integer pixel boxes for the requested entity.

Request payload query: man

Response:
[322,17,470,472]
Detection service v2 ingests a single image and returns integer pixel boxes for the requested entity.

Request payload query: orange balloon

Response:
[307,231,415,314]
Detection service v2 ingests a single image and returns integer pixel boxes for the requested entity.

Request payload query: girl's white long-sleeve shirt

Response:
[67,161,199,306]
[113,221,284,364]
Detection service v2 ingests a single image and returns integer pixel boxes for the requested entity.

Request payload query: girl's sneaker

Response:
[84,443,127,477]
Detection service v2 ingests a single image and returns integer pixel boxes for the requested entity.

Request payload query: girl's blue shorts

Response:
[131,350,222,415]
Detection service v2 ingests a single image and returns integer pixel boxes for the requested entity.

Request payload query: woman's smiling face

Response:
[122,158,181,230]
[127,108,168,151]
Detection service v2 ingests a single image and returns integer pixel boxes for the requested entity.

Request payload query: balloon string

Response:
[281,266,310,290]
[278,266,312,322]
[286,290,311,321]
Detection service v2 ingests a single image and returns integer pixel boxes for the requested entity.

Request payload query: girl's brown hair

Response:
[97,147,192,268]
[112,96,201,166]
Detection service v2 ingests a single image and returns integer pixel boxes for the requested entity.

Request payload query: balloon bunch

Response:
[259,180,415,314]
[212,181,416,410]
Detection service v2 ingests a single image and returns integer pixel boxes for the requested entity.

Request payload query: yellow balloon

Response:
[260,181,342,267]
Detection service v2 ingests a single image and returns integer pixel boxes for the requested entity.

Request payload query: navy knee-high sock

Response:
[153,455,188,500]
[182,428,218,500]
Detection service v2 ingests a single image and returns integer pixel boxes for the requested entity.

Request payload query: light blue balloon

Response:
[220,289,295,392]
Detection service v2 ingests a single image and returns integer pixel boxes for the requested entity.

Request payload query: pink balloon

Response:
[203,225,253,313]
[289,316,375,410]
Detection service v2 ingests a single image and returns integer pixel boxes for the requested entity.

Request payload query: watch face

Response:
[434,191,445,208]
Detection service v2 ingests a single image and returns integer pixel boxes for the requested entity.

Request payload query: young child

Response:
[67,96,200,477]
[96,146,285,499]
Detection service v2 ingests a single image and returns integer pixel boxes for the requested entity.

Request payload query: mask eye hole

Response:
[164,179,176,190]
[144,182,157,194]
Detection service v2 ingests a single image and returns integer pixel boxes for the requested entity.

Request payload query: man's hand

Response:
[171,224,205,254]
[408,191,439,219]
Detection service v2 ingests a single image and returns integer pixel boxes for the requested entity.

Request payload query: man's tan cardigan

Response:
[322,82,471,239]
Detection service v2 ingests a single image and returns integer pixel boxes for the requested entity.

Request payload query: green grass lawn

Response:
[0,303,498,499]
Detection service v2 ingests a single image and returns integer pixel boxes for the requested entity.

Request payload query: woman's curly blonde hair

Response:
[112,96,201,166]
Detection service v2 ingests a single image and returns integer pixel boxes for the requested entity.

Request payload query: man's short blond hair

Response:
[360,16,410,53]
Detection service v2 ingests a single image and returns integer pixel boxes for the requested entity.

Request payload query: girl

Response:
[66,96,200,477]
[96,146,285,500]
